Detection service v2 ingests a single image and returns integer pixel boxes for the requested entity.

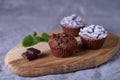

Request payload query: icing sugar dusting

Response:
[79,24,107,39]
[61,14,85,28]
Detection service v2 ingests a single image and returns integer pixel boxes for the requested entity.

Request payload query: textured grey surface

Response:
[0,0,120,80]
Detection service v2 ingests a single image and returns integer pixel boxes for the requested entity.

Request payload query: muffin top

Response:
[61,14,85,28]
[79,24,107,39]
[48,33,77,49]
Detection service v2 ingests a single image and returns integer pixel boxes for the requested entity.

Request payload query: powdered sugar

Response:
[61,14,85,28]
[79,24,107,39]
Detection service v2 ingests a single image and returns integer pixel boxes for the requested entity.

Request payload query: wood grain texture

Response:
[5,30,120,77]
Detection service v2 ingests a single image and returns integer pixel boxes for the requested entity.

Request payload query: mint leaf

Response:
[32,37,41,45]
[22,35,33,47]
[41,33,50,42]
[33,32,37,37]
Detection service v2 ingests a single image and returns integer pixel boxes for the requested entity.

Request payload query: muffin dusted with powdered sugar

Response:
[79,24,107,49]
[61,14,86,37]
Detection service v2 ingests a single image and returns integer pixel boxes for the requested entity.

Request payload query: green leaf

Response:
[32,37,41,45]
[22,35,34,47]
[33,32,37,37]
[41,33,50,42]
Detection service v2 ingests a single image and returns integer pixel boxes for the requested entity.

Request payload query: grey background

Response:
[0,0,120,80]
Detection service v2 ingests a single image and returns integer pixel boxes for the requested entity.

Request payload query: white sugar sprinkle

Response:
[61,14,85,28]
[79,24,107,39]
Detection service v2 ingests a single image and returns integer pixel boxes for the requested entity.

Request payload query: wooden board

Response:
[5,30,120,77]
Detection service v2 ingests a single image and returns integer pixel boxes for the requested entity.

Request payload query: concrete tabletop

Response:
[0,0,120,80]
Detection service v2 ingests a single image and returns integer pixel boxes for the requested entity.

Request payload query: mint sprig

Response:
[22,32,50,47]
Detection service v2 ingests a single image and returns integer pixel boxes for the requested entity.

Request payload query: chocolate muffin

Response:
[48,33,77,58]
[61,14,85,37]
[79,24,107,49]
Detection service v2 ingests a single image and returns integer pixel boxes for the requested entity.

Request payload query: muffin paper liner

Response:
[49,42,76,58]
[80,36,106,49]
[61,25,81,37]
